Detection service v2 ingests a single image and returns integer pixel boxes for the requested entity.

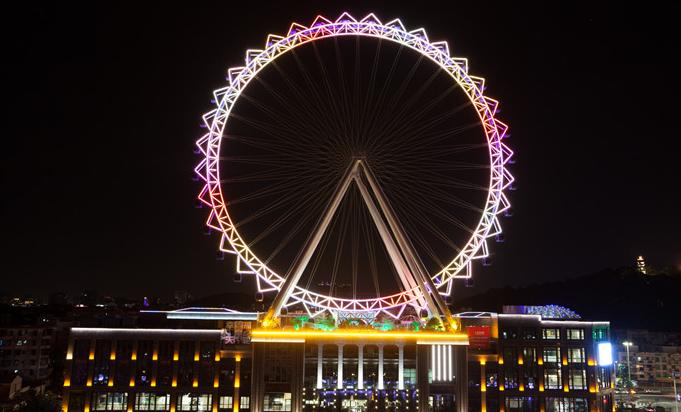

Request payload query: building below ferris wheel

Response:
[60,305,614,412]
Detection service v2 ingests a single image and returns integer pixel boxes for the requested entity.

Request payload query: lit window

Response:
[566,328,584,340]
[177,394,212,411]
[91,393,128,411]
[567,348,585,364]
[218,396,232,410]
[542,328,560,340]
[568,369,587,390]
[543,347,561,363]
[240,397,250,410]
[135,393,170,411]
[263,393,291,411]
[543,369,562,390]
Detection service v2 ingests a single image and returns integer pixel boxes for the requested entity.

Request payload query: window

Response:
[177,394,211,411]
[503,347,517,365]
[569,369,587,390]
[543,347,561,363]
[218,397,232,410]
[263,393,291,411]
[522,347,537,364]
[501,328,518,340]
[158,341,173,361]
[567,348,585,364]
[179,341,195,361]
[200,342,215,360]
[92,393,128,411]
[504,368,519,389]
[522,328,537,340]
[566,329,584,340]
[505,397,537,411]
[135,393,170,411]
[592,326,608,342]
[544,368,562,390]
[240,397,250,410]
[545,397,588,412]
[542,328,560,340]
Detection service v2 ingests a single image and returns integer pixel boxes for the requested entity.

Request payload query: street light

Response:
[672,371,679,412]
[622,341,633,385]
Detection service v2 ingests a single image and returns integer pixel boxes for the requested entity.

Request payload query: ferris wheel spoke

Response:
[393,195,466,254]
[356,40,406,148]
[236,93,331,146]
[309,42,355,149]
[270,55,343,133]
[249,74,336,139]
[387,176,485,213]
[389,186,476,235]
[287,49,349,145]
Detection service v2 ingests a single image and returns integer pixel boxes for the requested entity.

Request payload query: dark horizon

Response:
[2,3,680,301]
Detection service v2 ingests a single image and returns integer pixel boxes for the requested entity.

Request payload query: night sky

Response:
[2,2,679,300]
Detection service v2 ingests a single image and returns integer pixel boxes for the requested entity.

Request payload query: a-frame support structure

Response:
[262,159,456,329]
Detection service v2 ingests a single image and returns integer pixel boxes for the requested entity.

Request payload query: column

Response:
[454,346,468,412]
[480,361,487,412]
[378,345,384,390]
[291,344,305,412]
[357,345,364,390]
[416,345,430,412]
[337,344,344,389]
[398,344,405,390]
[233,355,241,412]
[251,343,265,412]
[316,344,323,389]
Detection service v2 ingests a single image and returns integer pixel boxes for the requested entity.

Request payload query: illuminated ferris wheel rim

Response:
[195,13,514,315]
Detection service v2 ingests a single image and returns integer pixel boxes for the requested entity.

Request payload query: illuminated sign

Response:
[597,342,613,366]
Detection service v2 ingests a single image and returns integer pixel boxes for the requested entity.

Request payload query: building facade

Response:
[616,343,681,384]
[61,309,614,412]
[0,325,55,382]
[460,311,615,412]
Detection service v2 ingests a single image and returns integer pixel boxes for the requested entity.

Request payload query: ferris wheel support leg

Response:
[352,168,432,313]
[359,161,458,330]
[262,161,360,326]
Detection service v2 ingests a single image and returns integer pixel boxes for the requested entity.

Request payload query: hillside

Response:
[454,266,681,331]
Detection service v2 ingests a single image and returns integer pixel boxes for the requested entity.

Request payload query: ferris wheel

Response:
[195,13,513,323]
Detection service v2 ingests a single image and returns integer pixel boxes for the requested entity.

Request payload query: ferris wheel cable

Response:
[233,179,334,230]
[390,180,485,220]
[328,194,351,297]
[351,190,359,300]
[360,205,385,297]
[242,170,344,242]
[234,96,334,148]
[371,67,442,139]
[272,52,347,134]
[357,38,383,143]
[391,191,476,243]
[309,42,357,145]
[368,95,472,158]
[225,114,329,154]
[304,199,344,291]
[359,45,406,146]
[249,72,340,137]
[389,178,485,214]
[374,125,483,162]
[361,54,426,144]
[332,37,353,143]
[292,45,361,147]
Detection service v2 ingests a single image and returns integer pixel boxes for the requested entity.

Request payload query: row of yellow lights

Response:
[71,350,227,362]
[66,355,243,389]
[251,329,468,341]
